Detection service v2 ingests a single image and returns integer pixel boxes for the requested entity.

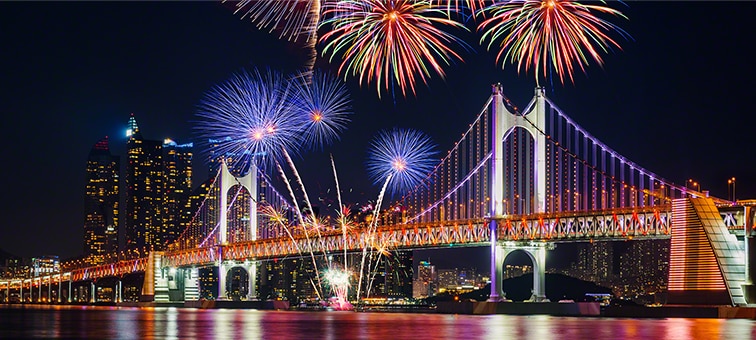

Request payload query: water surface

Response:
[1,305,754,339]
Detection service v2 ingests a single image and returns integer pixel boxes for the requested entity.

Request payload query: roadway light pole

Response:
[728,177,736,202]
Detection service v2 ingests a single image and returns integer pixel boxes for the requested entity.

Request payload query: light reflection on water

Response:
[0,305,754,339]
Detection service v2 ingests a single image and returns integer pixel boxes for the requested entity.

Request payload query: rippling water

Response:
[1,305,755,339]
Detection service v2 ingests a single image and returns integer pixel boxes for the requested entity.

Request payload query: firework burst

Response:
[478,0,628,84]
[288,70,352,150]
[433,0,491,20]
[231,1,323,73]
[323,267,353,310]
[232,0,319,42]
[367,128,438,197]
[196,68,302,173]
[321,0,468,98]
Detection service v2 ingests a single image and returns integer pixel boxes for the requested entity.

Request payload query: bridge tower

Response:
[489,86,549,302]
[217,161,258,300]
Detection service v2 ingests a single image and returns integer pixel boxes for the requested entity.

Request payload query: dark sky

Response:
[1,2,754,264]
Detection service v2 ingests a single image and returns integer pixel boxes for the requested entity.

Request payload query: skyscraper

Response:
[413,261,436,298]
[83,137,119,265]
[383,251,413,298]
[125,114,165,250]
[162,139,193,245]
[124,114,194,251]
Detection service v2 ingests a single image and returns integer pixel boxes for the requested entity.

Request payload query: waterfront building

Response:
[618,239,670,302]
[384,251,413,298]
[259,258,319,303]
[198,267,219,300]
[363,250,413,299]
[504,264,532,279]
[413,261,436,298]
[162,139,193,245]
[572,242,614,284]
[83,137,119,265]
[124,114,193,251]
[125,114,165,250]
[437,269,458,291]
[31,256,59,277]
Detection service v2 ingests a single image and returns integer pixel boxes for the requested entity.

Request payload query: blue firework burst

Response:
[288,70,352,150]
[196,68,302,173]
[366,128,438,196]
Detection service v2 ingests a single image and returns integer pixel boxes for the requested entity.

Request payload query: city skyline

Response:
[1,1,755,260]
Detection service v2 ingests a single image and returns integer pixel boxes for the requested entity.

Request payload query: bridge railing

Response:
[493,206,671,241]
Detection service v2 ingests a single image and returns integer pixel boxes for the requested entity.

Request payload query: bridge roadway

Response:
[3,203,747,296]
[163,205,673,268]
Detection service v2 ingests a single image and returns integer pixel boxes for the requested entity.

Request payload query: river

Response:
[0,305,754,339]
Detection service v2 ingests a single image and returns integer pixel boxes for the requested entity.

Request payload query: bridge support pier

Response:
[491,242,551,302]
[90,282,96,304]
[743,206,756,304]
[218,261,257,301]
[115,280,122,303]
[184,268,199,301]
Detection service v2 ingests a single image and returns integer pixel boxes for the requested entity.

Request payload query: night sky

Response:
[1,2,754,267]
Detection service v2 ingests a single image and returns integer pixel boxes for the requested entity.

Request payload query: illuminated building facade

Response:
[504,264,532,279]
[125,114,165,250]
[574,242,614,284]
[383,251,413,298]
[413,261,436,298]
[618,239,670,302]
[259,258,319,303]
[83,136,119,265]
[124,114,194,251]
[31,256,59,277]
[162,139,193,245]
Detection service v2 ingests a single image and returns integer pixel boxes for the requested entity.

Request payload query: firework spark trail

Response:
[259,204,323,301]
[284,71,351,270]
[358,128,437,298]
[233,0,318,42]
[330,155,349,268]
[321,0,468,98]
[274,159,324,297]
[366,239,393,298]
[356,173,391,300]
[324,268,352,310]
[478,0,628,85]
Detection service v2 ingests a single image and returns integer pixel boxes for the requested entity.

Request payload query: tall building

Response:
[384,251,413,298]
[437,269,458,290]
[618,239,670,301]
[573,242,614,284]
[413,261,436,298]
[125,114,165,250]
[125,115,194,251]
[259,258,318,303]
[83,137,119,264]
[162,139,193,245]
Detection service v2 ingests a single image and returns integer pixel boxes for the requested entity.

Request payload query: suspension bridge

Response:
[2,85,754,307]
